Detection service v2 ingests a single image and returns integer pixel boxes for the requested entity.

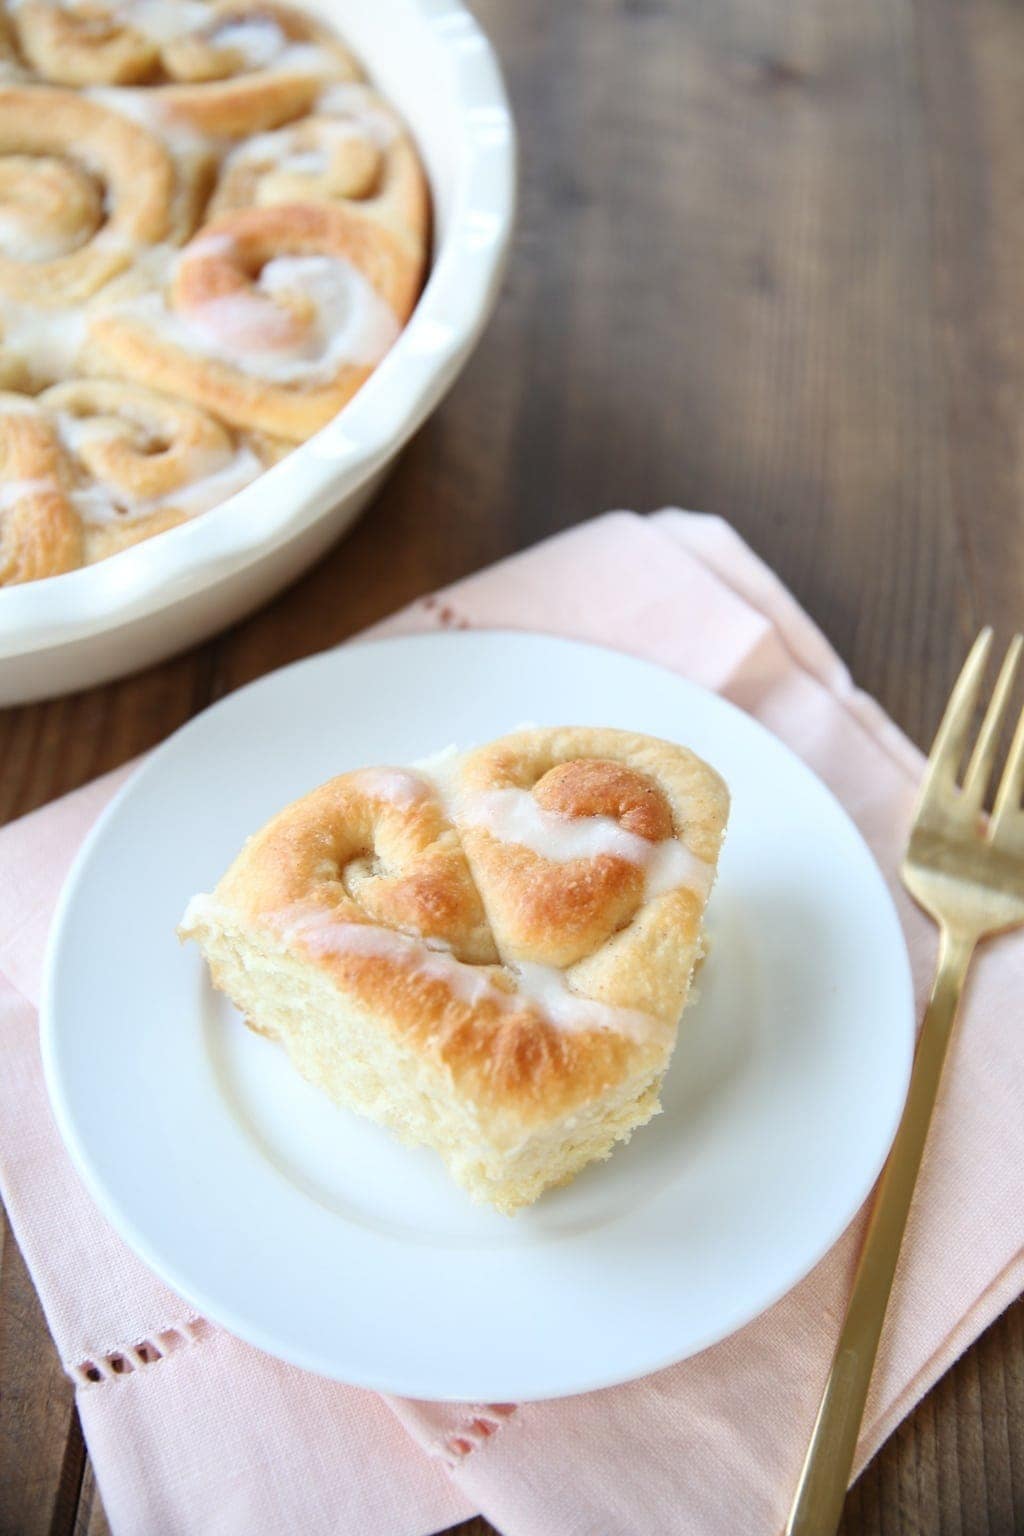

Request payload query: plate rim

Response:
[41,628,916,1400]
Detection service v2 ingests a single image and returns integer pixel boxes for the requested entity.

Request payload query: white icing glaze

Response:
[512,960,657,1039]
[127,0,211,42]
[203,15,288,67]
[81,440,261,524]
[122,250,400,382]
[0,212,86,264]
[280,910,500,1008]
[411,744,462,807]
[225,116,378,180]
[6,0,321,64]
[348,768,432,809]
[53,411,121,455]
[315,82,399,145]
[456,787,712,900]
[85,86,218,157]
[0,438,261,525]
[267,907,661,1041]
[116,441,262,521]
[270,41,342,76]
[0,299,89,382]
[0,476,60,511]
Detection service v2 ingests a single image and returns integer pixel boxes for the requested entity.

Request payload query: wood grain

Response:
[2,0,1023,1531]
[0,1226,81,1535]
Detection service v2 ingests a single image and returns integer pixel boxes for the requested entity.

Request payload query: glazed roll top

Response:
[0,382,270,581]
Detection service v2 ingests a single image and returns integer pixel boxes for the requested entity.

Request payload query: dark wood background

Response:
[2,0,1023,1530]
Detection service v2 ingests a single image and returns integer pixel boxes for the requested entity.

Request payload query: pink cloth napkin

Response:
[2,510,1022,1536]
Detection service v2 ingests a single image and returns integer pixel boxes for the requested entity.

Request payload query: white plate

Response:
[42,632,914,1401]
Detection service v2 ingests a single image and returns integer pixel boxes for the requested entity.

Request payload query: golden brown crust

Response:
[183,728,731,1130]
[534,758,675,840]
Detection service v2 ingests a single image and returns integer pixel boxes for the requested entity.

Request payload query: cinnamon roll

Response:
[89,203,423,441]
[0,88,180,305]
[181,729,731,1214]
[208,84,430,258]
[155,1,361,137]
[0,379,268,580]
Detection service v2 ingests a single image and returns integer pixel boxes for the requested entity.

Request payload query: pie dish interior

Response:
[0,0,430,584]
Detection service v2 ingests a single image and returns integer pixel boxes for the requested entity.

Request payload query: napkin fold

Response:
[1,510,1022,1536]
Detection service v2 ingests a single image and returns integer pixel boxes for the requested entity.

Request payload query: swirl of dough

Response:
[43,375,234,494]
[0,395,81,583]
[162,1,344,80]
[0,380,267,580]
[10,0,164,86]
[0,88,177,305]
[216,766,499,965]
[209,84,429,258]
[456,727,729,971]
[155,1,361,137]
[89,202,424,441]
[0,153,103,262]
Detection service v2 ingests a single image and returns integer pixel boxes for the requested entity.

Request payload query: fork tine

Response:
[991,669,1024,837]
[917,628,993,806]
[962,634,1023,807]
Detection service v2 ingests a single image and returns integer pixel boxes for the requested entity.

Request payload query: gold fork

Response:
[785,628,1024,1536]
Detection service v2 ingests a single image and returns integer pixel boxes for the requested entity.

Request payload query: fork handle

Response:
[784,924,975,1536]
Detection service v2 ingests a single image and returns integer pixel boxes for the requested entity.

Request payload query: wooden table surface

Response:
[3,0,1024,1531]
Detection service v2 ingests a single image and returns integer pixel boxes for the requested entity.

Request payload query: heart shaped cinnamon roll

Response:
[180,727,730,1214]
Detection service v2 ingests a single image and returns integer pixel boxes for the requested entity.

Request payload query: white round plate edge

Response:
[40,629,916,1401]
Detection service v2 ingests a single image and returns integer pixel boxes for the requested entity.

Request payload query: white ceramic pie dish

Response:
[0,0,515,706]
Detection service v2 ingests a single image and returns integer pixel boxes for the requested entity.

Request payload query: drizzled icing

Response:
[85,86,219,156]
[117,0,212,42]
[4,0,206,23]
[0,476,58,512]
[411,744,462,802]
[225,116,382,180]
[315,82,400,145]
[0,299,89,384]
[116,249,400,382]
[267,905,662,1042]
[455,787,713,901]
[0,441,262,525]
[347,768,433,809]
[347,750,712,902]
[201,15,289,68]
[9,0,335,69]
